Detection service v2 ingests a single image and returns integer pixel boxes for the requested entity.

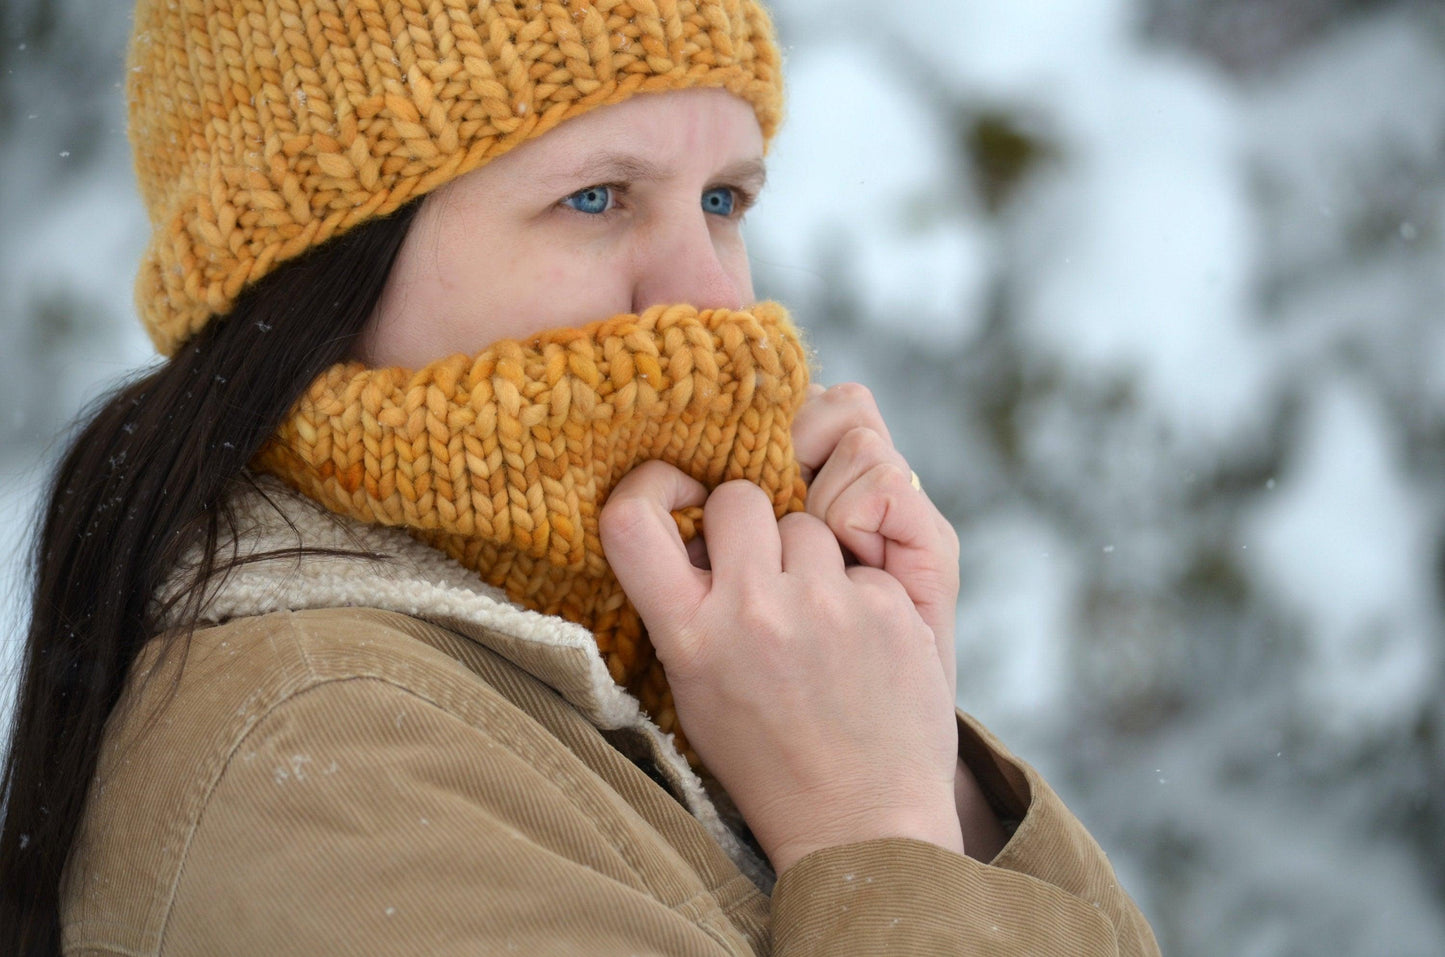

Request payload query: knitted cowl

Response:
[254,301,809,749]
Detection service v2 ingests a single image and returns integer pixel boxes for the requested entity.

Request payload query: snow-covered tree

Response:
[3,1,1440,952]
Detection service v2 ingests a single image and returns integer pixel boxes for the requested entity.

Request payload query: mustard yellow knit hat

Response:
[127,0,785,356]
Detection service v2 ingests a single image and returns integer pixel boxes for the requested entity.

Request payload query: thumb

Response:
[600,460,711,638]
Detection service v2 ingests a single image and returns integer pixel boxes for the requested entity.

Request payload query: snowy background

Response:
[3,1,1443,953]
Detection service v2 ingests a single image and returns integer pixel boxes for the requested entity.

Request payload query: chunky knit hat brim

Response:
[128,0,784,356]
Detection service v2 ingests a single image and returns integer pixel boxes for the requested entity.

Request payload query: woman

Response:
[1,1,1160,954]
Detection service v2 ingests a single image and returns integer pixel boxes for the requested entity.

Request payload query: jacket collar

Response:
[174,474,639,728]
[161,474,772,887]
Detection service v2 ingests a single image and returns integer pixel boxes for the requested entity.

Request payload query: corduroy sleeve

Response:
[159,677,761,956]
[768,712,1161,957]
[158,663,1157,956]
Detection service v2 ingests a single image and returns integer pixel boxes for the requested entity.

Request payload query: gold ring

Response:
[909,470,922,491]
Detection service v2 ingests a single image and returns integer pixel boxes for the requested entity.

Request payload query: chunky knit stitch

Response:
[128,0,785,356]
[254,301,809,745]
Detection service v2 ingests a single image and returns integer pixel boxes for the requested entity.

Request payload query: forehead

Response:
[476,88,765,185]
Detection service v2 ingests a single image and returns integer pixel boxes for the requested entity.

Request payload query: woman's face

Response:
[359,87,766,368]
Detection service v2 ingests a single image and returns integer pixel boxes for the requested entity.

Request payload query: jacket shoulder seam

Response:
[153,632,657,947]
[152,614,380,950]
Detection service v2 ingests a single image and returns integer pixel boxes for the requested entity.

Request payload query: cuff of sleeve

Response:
[771,837,1118,956]
[956,709,1112,882]
[955,711,1158,955]
[955,709,1032,833]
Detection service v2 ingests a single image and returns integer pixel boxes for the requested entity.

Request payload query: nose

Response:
[631,208,749,313]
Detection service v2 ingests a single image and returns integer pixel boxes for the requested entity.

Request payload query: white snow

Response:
[1004,31,1267,447]
[1244,381,1437,742]
[752,40,988,346]
[954,512,1075,732]
[2,1,1443,953]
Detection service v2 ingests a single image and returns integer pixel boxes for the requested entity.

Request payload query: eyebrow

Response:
[544,152,768,191]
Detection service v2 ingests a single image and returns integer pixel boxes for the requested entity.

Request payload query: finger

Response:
[792,382,893,479]
[846,556,958,695]
[776,511,846,577]
[823,461,946,570]
[600,461,710,629]
[805,427,911,562]
[826,464,960,672]
[700,480,783,581]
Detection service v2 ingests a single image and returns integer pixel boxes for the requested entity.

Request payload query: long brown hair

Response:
[0,198,422,956]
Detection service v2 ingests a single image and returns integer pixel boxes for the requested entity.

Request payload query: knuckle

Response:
[871,460,911,492]
[653,624,706,681]
[846,564,901,600]
[598,493,650,544]
[789,580,836,628]
[835,463,903,515]
[837,426,890,461]
[821,490,862,533]
[827,381,875,409]
[617,458,672,489]
[711,478,768,508]
[858,580,910,624]
[732,586,782,636]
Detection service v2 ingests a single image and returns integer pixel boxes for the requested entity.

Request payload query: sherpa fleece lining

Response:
[157,473,773,888]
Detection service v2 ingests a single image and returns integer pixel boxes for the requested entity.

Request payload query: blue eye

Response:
[564,185,614,215]
[701,187,736,216]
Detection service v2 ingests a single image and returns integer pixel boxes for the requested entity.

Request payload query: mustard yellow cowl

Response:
[254,301,809,745]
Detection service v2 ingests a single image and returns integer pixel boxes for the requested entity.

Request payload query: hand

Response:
[792,384,1007,860]
[791,383,961,700]
[600,462,963,874]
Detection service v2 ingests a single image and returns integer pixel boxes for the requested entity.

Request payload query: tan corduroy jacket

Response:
[62,479,1161,956]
